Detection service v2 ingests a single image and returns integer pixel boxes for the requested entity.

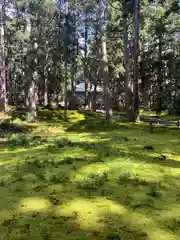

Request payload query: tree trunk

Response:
[84,11,88,108]
[64,61,68,120]
[28,78,37,121]
[99,0,112,120]
[156,34,163,115]
[92,83,97,112]
[44,74,48,106]
[123,0,132,116]
[91,20,99,112]
[140,61,149,109]
[71,0,76,97]
[133,0,140,122]
[71,64,75,96]
[25,12,37,121]
[0,2,7,112]
[64,9,69,120]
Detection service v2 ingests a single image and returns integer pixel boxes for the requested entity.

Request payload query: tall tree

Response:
[0,0,7,112]
[123,0,132,116]
[99,0,112,120]
[133,0,140,121]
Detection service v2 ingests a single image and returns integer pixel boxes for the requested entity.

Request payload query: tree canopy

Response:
[0,0,179,120]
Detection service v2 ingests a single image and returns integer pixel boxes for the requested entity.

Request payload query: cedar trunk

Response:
[99,0,112,120]
[133,0,140,122]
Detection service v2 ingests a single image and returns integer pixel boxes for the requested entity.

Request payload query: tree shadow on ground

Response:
[65,110,180,138]
[0,119,36,134]
[0,205,151,240]
[0,112,180,239]
[0,150,179,240]
[37,109,66,124]
[47,137,180,169]
[8,108,66,124]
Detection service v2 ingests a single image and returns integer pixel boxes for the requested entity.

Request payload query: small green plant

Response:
[38,169,69,183]
[59,157,74,165]
[8,134,28,147]
[2,217,16,227]
[31,135,47,145]
[106,232,122,240]
[116,171,131,184]
[131,195,154,209]
[165,217,180,231]
[25,157,50,168]
[8,134,47,148]
[54,138,74,148]
[147,182,161,197]
[133,176,149,186]
[78,172,108,190]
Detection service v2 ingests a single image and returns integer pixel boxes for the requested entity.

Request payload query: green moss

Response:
[0,111,179,239]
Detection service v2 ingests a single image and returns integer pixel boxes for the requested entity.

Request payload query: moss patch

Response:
[0,111,179,240]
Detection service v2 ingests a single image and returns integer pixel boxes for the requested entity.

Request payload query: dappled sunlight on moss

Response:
[158,204,180,219]
[0,111,180,239]
[56,198,126,230]
[72,162,110,182]
[147,228,177,240]
[54,147,96,161]
[0,160,15,166]
[0,145,50,167]
[167,168,180,177]
[105,158,164,182]
[19,197,51,213]
[171,154,180,161]
[1,144,47,153]
[131,163,164,182]
[54,197,177,240]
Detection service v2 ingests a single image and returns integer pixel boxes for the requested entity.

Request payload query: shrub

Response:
[78,172,108,190]
[8,134,29,147]
[8,134,47,147]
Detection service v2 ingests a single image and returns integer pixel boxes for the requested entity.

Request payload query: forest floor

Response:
[0,110,179,240]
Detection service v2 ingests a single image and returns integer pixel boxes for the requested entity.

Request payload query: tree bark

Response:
[99,0,112,120]
[64,60,68,119]
[156,34,163,115]
[140,61,149,109]
[0,2,7,112]
[64,11,68,120]
[25,11,37,121]
[44,67,48,106]
[133,0,140,121]
[123,0,132,116]
[28,78,37,120]
[84,11,88,108]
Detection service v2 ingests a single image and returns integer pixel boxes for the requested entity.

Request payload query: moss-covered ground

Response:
[0,110,179,240]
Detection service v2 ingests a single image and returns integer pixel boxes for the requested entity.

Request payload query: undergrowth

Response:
[0,110,179,240]
[7,134,48,147]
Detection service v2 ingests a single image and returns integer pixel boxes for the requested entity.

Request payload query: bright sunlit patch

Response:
[171,154,180,161]
[56,198,126,230]
[159,204,180,219]
[0,160,14,166]
[131,163,164,181]
[59,148,96,161]
[147,227,177,240]
[78,163,110,175]
[72,163,110,181]
[19,197,51,213]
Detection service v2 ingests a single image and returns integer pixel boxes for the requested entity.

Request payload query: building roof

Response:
[75,83,103,93]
